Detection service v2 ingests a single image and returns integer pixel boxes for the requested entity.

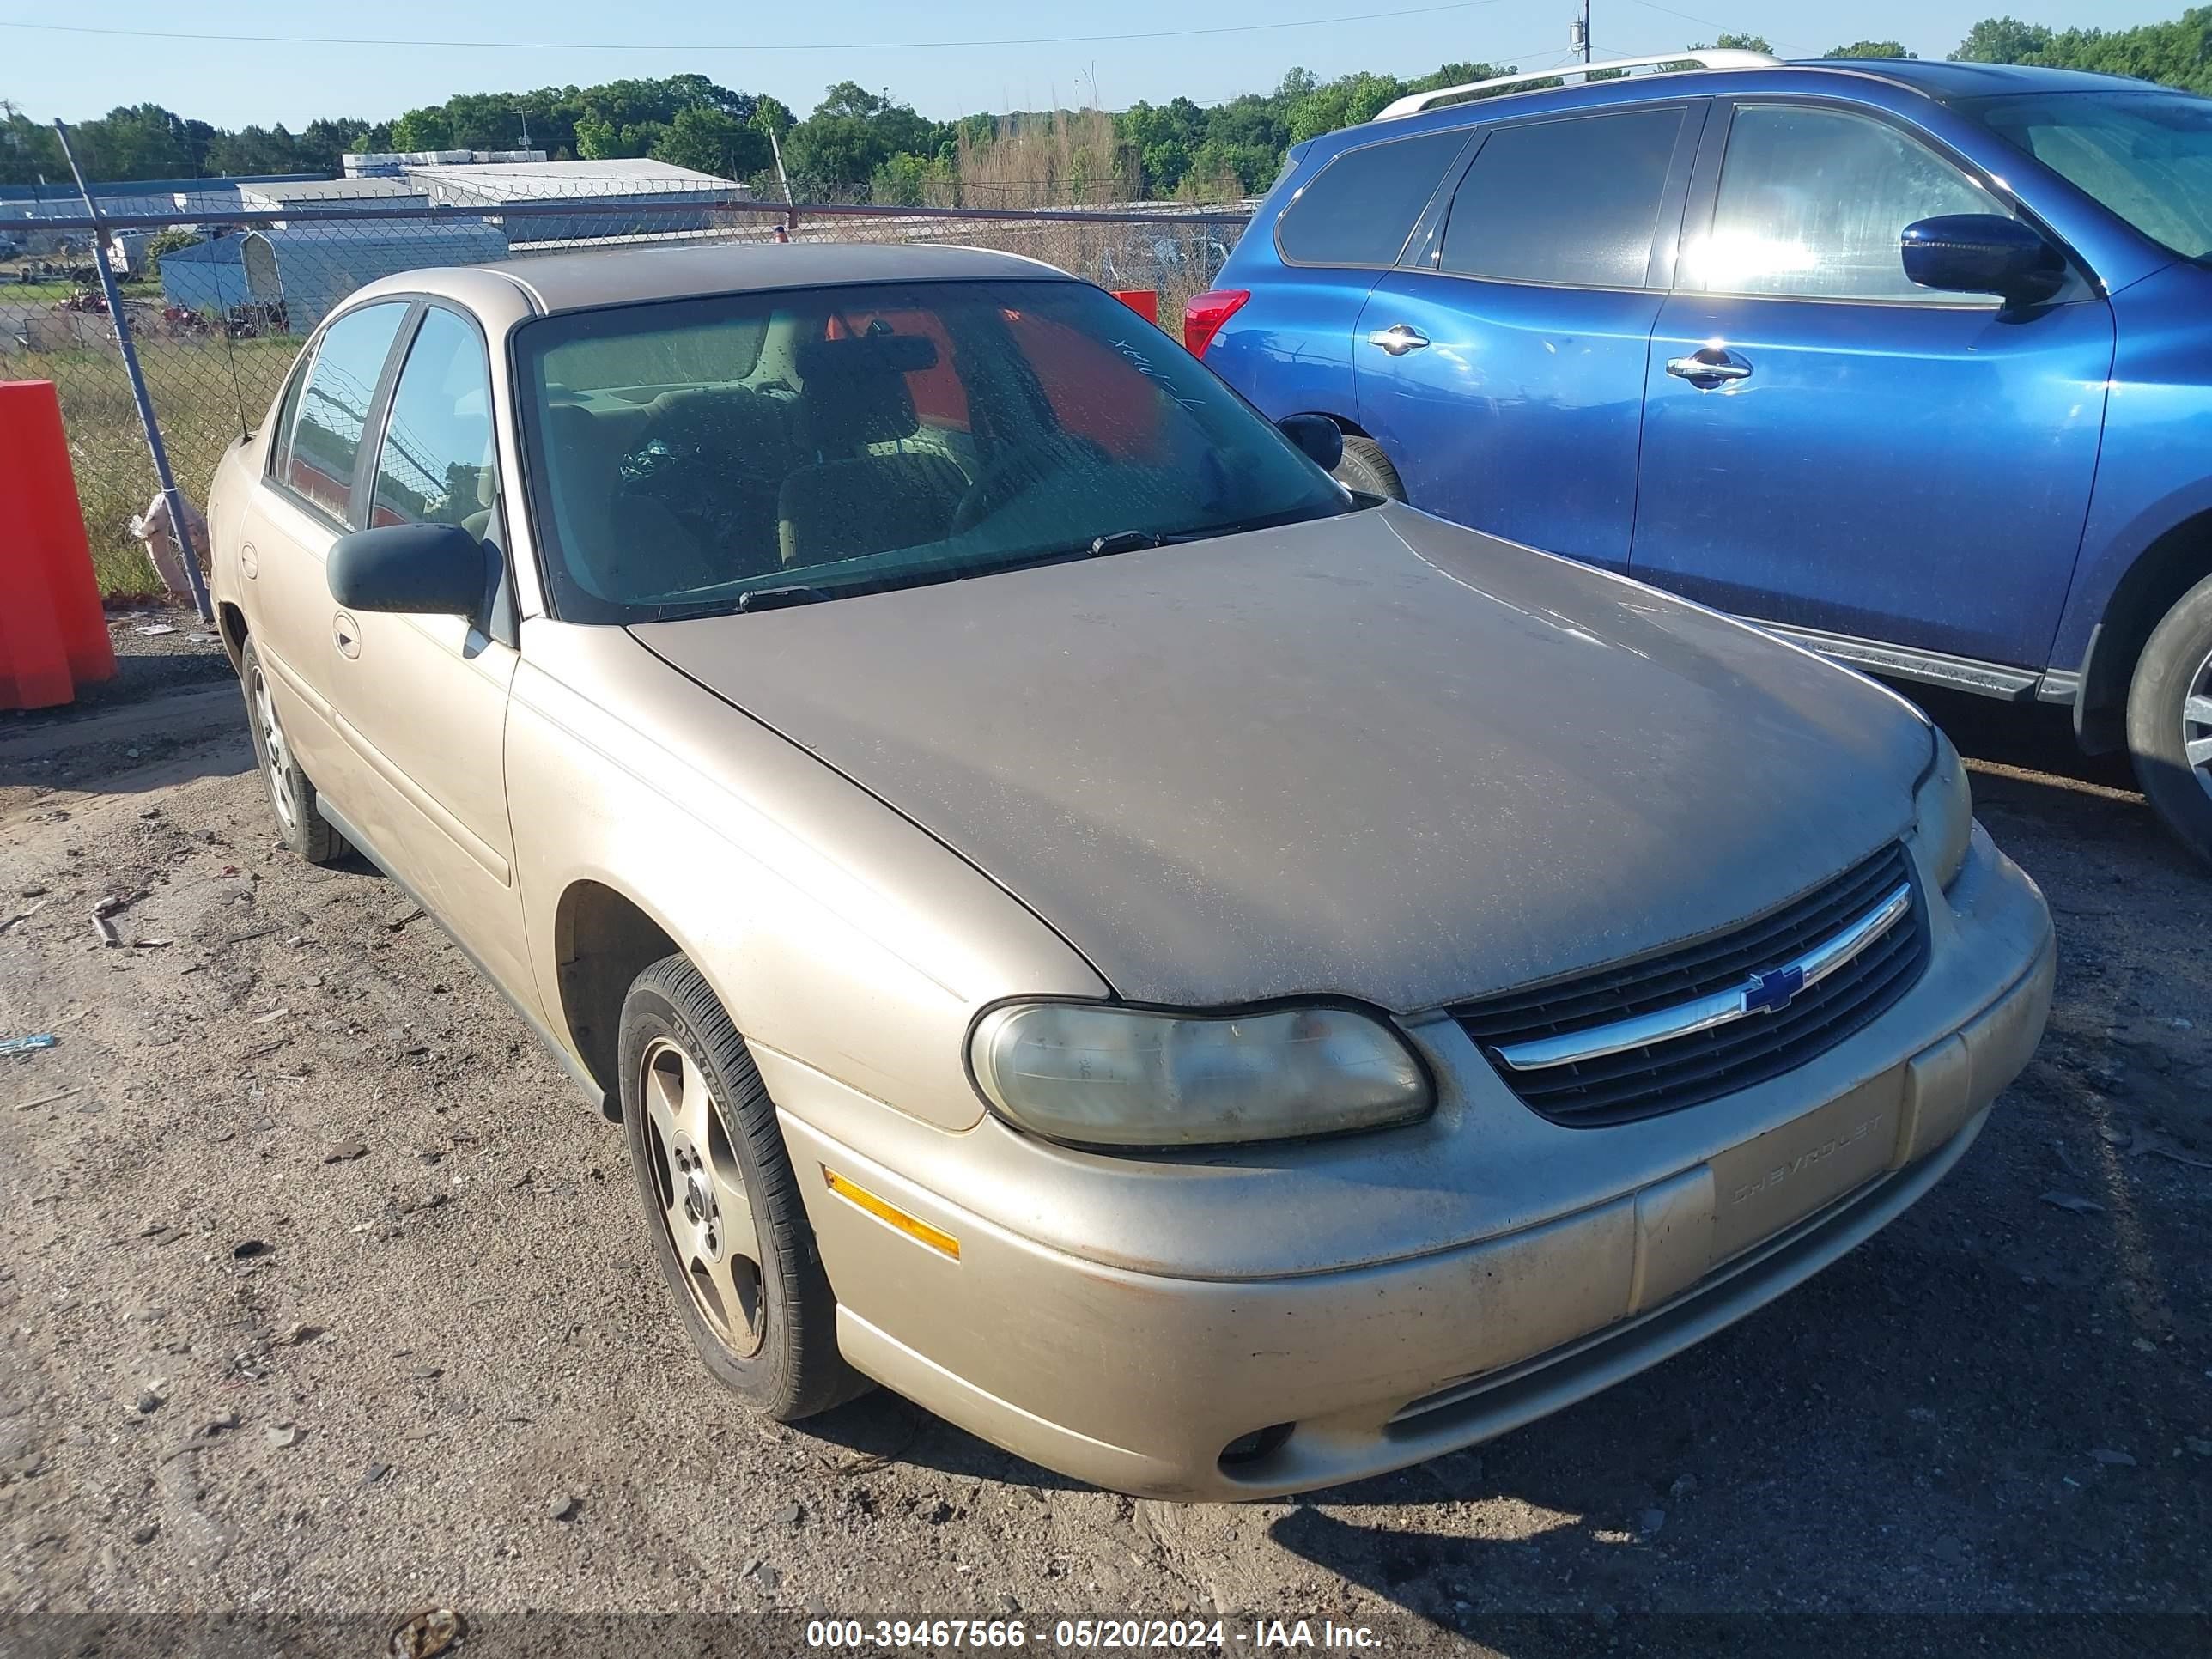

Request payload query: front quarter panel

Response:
[2051,258,2212,671]
[505,622,1109,1133]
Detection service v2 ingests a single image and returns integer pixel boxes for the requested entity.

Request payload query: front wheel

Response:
[2125,570,2212,868]
[1332,434,1406,501]
[617,954,866,1419]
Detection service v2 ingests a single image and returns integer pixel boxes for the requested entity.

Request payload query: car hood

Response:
[634,504,1930,1011]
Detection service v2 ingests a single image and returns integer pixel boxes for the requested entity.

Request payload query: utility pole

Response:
[1573,0,1592,62]
[52,119,212,622]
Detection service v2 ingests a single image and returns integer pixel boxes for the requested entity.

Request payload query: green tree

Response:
[1823,40,1916,58]
[297,118,388,173]
[652,106,769,178]
[750,96,797,141]
[1121,96,1207,194]
[70,104,197,180]
[1286,72,1407,143]
[0,102,68,185]
[389,106,454,151]
[872,150,955,204]
[574,115,620,160]
[783,82,948,192]
[1950,16,2055,62]
[204,125,304,175]
[143,228,203,274]
[1691,32,1775,53]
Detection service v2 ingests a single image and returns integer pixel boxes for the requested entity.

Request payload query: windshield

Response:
[514,279,1350,621]
[1967,89,2212,260]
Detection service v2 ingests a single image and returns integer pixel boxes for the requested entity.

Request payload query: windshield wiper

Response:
[1089,529,1166,556]
[733,583,830,613]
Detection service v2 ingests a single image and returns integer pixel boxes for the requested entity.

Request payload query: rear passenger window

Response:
[1438,108,1685,288]
[1276,131,1468,267]
[280,301,408,520]
[1686,105,2005,302]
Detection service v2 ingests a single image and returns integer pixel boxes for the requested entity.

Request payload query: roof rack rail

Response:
[1373,50,1781,121]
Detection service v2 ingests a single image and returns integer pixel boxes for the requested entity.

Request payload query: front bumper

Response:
[765,828,2054,1501]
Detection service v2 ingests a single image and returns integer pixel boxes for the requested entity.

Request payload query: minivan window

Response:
[281,301,409,520]
[1276,131,1468,267]
[1686,105,2004,302]
[1969,89,2212,261]
[1437,108,1684,288]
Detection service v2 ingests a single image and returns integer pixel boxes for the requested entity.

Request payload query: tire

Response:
[1333,434,1407,501]
[618,954,866,1420]
[2127,571,2212,869]
[238,636,347,866]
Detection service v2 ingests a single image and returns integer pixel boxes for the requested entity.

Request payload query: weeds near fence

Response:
[8,184,1249,596]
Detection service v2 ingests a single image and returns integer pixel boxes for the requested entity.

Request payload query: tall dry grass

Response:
[956,110,1140,207]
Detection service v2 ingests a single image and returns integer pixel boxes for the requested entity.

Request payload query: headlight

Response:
[969,1001,1432,1148]
[1913,726,1974,890]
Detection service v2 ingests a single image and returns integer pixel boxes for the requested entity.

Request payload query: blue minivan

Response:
[1192,52,2212,865]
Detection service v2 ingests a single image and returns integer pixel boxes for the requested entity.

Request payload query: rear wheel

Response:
[239,636,346,865]
[1333,434,1406,501]
[617,954,866,1419]
[2125,570,2212,868]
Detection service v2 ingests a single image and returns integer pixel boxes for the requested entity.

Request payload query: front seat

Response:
[542,404,715,601]
[778,336,969,567]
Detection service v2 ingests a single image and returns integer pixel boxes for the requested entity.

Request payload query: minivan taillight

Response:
[1182,289,1250,357]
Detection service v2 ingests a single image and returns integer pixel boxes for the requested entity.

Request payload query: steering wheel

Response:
[949,434,1113,536]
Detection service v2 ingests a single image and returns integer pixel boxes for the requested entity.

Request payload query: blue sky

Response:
[0,0,2185,130]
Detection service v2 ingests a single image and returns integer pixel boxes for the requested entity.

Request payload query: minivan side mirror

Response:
[327,522,488,618]
[1278,413,1345,472]
[1900,215,2066,306]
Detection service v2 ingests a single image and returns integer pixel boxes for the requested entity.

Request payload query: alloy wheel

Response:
[2187,647,2212,803]
[251,660,301,836]
[638,1035,765,1356]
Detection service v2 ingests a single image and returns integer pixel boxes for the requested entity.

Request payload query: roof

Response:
[1335,55,2163,153]
[484,240,1073,313]
[0,173,317,203]
[253,221,510,253]
[1801,58,2160,99]
[240,178,421,202]
[404,157,728,196]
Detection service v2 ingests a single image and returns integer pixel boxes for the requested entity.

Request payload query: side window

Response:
[1276,130,1468,267]
[1437,108,1685,288]
[282,301,408,520]
[264,354,311,466]
[1686,105,2007,302]
[369,308,498,537]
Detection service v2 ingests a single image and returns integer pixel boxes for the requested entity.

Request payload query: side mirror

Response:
[1278,413,1345,473]
[1900,215,2066,306]
[327,522,488,617]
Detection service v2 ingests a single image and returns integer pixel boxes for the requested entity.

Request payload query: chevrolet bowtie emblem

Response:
[1743,964,1808,1015]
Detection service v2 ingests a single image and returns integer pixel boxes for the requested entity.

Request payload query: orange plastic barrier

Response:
[1112,289,1160,325]
[0,380,116,710]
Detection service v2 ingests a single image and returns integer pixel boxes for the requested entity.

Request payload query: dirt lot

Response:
[1,677,2207,1656]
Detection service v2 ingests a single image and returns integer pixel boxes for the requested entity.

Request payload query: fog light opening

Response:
[1218,1423,1295,1468]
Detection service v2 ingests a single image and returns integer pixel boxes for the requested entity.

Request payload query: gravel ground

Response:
[0,681,2206,1655]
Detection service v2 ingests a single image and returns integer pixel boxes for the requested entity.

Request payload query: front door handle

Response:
[1367,324,1431,356]
[1666,348,1753,388]
[332,611,361,659]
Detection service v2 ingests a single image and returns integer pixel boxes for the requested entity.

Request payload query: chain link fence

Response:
[1,178,1252,596]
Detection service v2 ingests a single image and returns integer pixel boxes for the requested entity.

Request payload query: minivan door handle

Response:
[1366,324,1431,356]
[1666,349,1753,388]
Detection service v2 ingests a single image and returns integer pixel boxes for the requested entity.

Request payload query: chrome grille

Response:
[1452,843,1927,1127]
